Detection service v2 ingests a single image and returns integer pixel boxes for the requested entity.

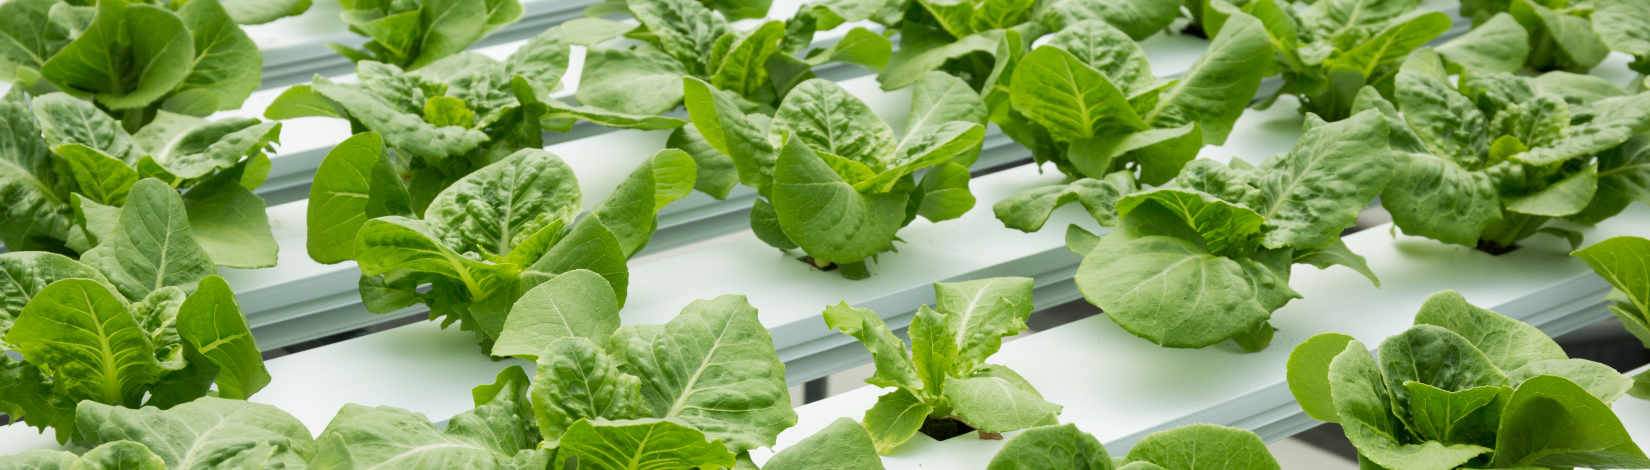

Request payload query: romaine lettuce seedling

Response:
[307,132,695,351]
[827,277,1061,453]
[1069,110,1393,351]
[684,72,986,278]
[1362,50,1650,252]
[1288,290,1650,469]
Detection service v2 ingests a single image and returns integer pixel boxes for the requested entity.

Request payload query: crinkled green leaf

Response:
[559,418,737,470]
[425,148,582,259]
[175,0,260,112]
[1009,46,1146,143]
[30,93,145,165]
[942,374,1061,433]
[1145,12,1271,145]
[610,294,797,453]
[6,278,162,408]
[40,2,193,110]
[861,387,930,455]
[576,46,691,117]
[771,137,906,264]
[175,275,268,400]
[763,418,885,470]
[1123,424,1281,470]
[1250,111,1393,250]
[985,423,1111,470]
[51,143,136,206]
[824,301,922,391]
[528,339,646,439]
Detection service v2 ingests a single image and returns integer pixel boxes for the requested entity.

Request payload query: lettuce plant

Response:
[988,423,1283,470]
[0,0,263,125]
[326,276,799,468]
[573,0,890,118]
[871,0,1032,93]
[1068,110,1392,351]
[684,73,986,278]
[0,250,270,443]
[0,88,281,269]
[1362,50,1650,252]
[1574,236,1650,397]
[330,0,523,70]
[1287,290,1650,469]
[826,277,1062,453]
[273,26,683,215]
[1205,0,1478,122]
[305,131,696,351]
[991,17,1272,232]
[0,398,312,468]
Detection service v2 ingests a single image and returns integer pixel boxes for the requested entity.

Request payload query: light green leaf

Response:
[1115,188,1264,257]
[1124,424,1281,470]
[771,137,907,264]
[529,338,646,439]
[1292,239,1379,286]
[1146,12,1271,146]
[82,179,217,300]
[542,98,686,130]
[710,20,785,101]
[943,374,1061,433]
[1403,382,1504,445]
[312,78,489,160]
[878,28,1004,92]
[0,88,70,247]
[306,132,386,264]
[682,77,776,196]
[1507,358,1632,404]
[1412,290,1568,373]
[0,449,78,470]
[312,402,539,469]
[1516,93,1650,166]
[263,85,342,120]
[994,173,1136,232]
[30,93,145,165]
[628,0,729,77]
[1287,333,1357,423]
[986,423,1111,470]
[41,2,194,110]
[1324,11,1451,78]
[591,149,697,257]
[0,0,64,83]
[1250,111,1393,250]
[1009,46,1146,143]
[772,78,897,169]
[824,301,922,391]
[1502,164,1597,217]
[1436,13,1529,74]
[1074,234,1273,349]
[861,388,930,455]
[353,216,516,306]
[73,440,167,469]
[1044,21,1153,95]
[5,278,160,407]
[175,0,260,111]
[1037,0,1181,41]
[521,215,630,308]
[1509,0,1610,72]
[493,269,621,361]
[576,46,691,117]
[901,72,988,150]
[611,294,797,453]
[1492,375,1650,468]
[929,277,1034,374]
[51,144,136,206]
[1381,151,1502,247]
[763,418,884,470]
[408,0,488,70]
[77,395,315,465]
[425,148,582,259]
[0,252,109,346]
[175,275,268,400]
[559,418,737,470]
[1575,236,1650,319]
[1594,0,1650,59]
[221,0,311,24]
[916,162,974,222]
[182,173,277,269]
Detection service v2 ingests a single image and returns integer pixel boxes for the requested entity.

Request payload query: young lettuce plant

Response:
[0,398,313,467]
[1204,0,1523,122]
[304,132,696,351]
[330,0,523,70]
[991,16,1272,233]
[0,0,263,125]
[827,277,1063,454]
[1287,290,1650,469]
[272,26,683,214]
[572,0,890,118]
[1574,236,1650,397]
[0,250,271,443]
[988,423,1283,470]
[684,73,986,278]
[322,274,799,468]
[1069,110,1393,351]
[0,88,282,270]
[1361,50,1650,253]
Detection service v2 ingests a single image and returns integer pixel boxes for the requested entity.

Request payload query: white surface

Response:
[1618,365,1650,443]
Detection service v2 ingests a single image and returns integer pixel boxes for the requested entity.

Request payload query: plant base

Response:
[918,416,976,441]
[1475,239,1520,256]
